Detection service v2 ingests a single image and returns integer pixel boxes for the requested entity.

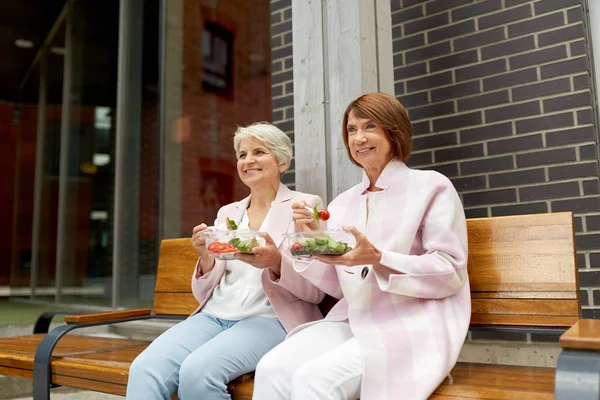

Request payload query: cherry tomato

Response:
[219,243,237,252]
[291,243,303,251]
[208,242,237,253]
[318,210,330,221]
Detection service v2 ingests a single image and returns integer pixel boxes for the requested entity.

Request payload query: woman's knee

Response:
[291,363,361,400]
[255,348,288,382]
[126,349,179,399]
[128,350,159,381]
[291,364,333,398]
[252,350,295,398]
[178,354,224,394]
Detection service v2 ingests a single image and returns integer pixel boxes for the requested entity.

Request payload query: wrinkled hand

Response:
[292,201,320,232]
[311,226,382,267]
[191,223,215,276]
[191,223,211,257]
[234,232,282,276]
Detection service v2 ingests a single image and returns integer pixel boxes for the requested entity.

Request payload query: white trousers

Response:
[253,321,363,400]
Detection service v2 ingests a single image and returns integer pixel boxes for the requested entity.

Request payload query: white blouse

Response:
[201,210,277,321]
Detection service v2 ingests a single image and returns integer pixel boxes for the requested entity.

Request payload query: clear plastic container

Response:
[283,230,356,258]
[202,228,266,260]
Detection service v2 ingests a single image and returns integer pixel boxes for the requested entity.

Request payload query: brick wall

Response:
[392,0,600,325]
[178,0,272,234]
[269,0,600,334]
[270,0,295,188]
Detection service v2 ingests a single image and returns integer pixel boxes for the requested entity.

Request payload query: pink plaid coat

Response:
[190,183,326,332]
[291,161,471,400]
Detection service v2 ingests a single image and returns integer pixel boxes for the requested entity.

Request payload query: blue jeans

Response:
[125,313,286,400]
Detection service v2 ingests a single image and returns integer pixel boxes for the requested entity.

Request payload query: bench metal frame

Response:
[555,350,600,400]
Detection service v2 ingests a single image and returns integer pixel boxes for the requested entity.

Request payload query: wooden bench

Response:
[0,211,598,399]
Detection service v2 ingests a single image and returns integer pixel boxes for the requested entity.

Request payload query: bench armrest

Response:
[64,308,152,324]
[559,319,600,351]
[33,310,92,334]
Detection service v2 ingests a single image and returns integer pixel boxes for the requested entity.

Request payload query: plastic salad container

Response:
[283,230,355,258]
[203,228,265,260]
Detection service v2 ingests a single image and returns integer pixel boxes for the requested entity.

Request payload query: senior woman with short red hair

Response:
[254,93,471,400]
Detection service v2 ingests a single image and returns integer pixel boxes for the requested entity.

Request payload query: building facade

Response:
[0,0,598,330]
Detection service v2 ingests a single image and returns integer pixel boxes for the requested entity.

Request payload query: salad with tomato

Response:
[204,227,264,259]
[207,238,259,254]
[285,230,355,258]
[290,236,352,256]
[207,241,237,254]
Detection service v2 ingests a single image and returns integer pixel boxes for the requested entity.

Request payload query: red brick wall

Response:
[178,0,272,233]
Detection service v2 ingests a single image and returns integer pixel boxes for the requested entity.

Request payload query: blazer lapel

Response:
[261,183,293,248]
[220,196,249,229]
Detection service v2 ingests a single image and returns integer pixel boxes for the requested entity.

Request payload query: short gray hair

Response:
[233,122,293,171]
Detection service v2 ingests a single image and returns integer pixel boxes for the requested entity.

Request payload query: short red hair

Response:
[342,92,412,167]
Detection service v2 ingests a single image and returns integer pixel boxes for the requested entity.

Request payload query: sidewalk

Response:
[11,389,122,400]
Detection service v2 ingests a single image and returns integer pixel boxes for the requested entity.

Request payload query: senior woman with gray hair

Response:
[126,122,325,400]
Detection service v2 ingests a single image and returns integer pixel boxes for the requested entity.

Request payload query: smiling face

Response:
[346,110,395,171]
[236,136,287,189]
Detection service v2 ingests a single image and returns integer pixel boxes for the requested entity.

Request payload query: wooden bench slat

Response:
[0,354,37,371]
[153,293,199,315]
[52,343,150,367]
[468,254,576,284]
[468,239,574,255]
[53,362,132,386]
[471,299,578,316]
[471,283,576,293]
[436,385,553,399]
[432,388,553,400]
[559,319,600,351]
[467,212,573,230]
[154,238,199,295]
[470,314,579,327]
[468,254,576,283]
[0,365,32,380]
[152,238,203,315]
[442,372,553,392]
[447,371,554,386]
[450,363,555,379]
[53,375,126,397]
[472,291,576,299]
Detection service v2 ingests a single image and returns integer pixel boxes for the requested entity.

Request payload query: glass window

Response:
[6,0,160,308]
[202,22,234,94]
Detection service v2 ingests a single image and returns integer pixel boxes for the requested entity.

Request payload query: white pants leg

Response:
[253,321,363,400]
